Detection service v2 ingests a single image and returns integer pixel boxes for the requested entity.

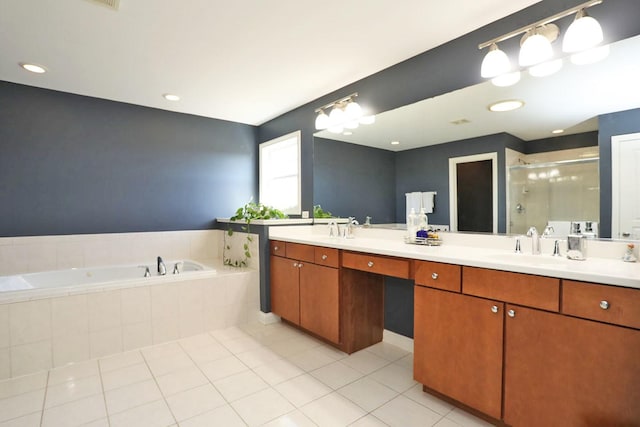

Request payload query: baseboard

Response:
[383,329,414,353]
[255,311,281,325]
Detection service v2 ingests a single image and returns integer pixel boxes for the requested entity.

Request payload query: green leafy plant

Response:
[313,204,335,218]
[224,200,287,267]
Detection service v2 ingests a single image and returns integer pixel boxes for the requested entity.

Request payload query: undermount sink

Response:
[485,252,573,266]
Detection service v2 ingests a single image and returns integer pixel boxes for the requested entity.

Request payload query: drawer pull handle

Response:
[431,273,439,280]
[600,300,609,310]
[367,261,374,267]
[298,263,303,268]
[491,305,499,313]
[508,309,516,318]
[322,254,328,260]
[293,262,298,267]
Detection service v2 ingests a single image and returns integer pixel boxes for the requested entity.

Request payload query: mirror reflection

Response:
[313,35,640,239]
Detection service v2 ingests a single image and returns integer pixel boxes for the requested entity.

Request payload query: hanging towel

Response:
[422,191,436,214]
[405,192,422,217]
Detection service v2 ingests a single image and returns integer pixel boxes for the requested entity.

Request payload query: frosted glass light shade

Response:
[481,44,511,78]
[315,111,329,130]
[344,101,362,120]
[529,59,563,77]
[328,106,345,127]
[563,10,603,53]
[519,32,553,67]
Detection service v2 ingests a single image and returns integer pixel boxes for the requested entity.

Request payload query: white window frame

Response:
[259,130,302,215]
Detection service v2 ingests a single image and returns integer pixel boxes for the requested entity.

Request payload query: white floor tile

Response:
[44,375,102,408]
[231,387,295,426]
[392,354,413,370]
[236,346,282,368]
[338,377,398,412]
[268,336,322,358]
[101,362,153,391]
[372,395,442,427]
[178,333,219,352]
[274,373,332,408]
[262,410,317,427]
[109,399,175,427]
[156,365,209,397]
[365,342,410,362]
[310,361,364,389]
[341,350,390,375]
[199,355,248,382]
[403,384,454,416]
[350,414,390,426]
[254,358,304,386]
[145,351,195,377]
[165,383,226,422]
[368,363,416,393]
[104,379,163,415]
[80,419,109,427]
[179,404,246,427]
[210,326,252,342]
[141,342,183,362]
[434,418,463,427]
[301,392,366,427]
[0,389,45,423]
[213,370,269,402]
[286,347,340,372]
[221,336,263,354]
[48,360,99,385]
[98,350,143,373]
[0,372,47,400]
[41,394,106,427]
[184,342,231,365]
[445,408,495,427]
[0,411,41,427]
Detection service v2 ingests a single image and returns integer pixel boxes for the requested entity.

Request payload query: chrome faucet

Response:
[343,217,358,239]
[139,265,151,277]
[542,225,555,238]
[173,262,182,274]
[515,236,522,253]
[527,226,541,255]
[328,220,339,237]
[157,256,166,275]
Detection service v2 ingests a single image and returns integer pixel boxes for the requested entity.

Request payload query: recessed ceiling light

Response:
[163,93,180,101]
[343,131,353,136]
[552,129,564,134]
[487,99,524,112]
[391,141,400,145]
[20,63,46,74]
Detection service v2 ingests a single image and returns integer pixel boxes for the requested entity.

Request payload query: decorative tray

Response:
[404,236,443,246]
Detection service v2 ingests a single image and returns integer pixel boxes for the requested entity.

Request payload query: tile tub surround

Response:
[0,230,261,379]
[0,322,493,427]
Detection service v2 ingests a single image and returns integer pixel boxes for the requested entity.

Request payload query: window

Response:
[260,131,301,215]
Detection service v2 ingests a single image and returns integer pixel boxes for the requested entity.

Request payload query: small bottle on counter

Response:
[622,243,637,262]
[407,208,419,240]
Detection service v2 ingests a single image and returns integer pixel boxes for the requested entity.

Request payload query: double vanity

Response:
[268,225,639,426]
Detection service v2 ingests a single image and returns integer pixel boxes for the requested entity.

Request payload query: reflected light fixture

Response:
[20,62,46,73]
[488,99,524,112]
[552,129,565,134]
[163,93,180,101]
[314,93,375,133]
[491,71,521,87]
[479,0,605,84]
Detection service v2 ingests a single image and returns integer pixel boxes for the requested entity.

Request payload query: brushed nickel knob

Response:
[274,246,279,251]
[508,309,516,318]
[431,272,439,280]
[491,305,499,313]
[293,262,298,267]
[298,263,303,268]
[600,300,609,310]
[322,254,328,260]
[367,261,374,267]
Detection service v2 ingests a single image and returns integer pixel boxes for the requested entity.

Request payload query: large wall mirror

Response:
[313,34,640,239]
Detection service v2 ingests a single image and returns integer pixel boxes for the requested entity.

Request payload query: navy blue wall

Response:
[525,131,598,154]
[598,108,640,238]
[313,137,395,223]
[0,81,257,237]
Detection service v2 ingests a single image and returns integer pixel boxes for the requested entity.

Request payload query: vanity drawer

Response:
[314,247,339,268]
[562,280,640,329]
[342,251,411,279]
[415,261,461,292]
[270,240,286,257]
[285,242,315,263]
[463,267,560,311]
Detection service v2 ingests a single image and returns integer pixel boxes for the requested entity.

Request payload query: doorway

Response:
[449,153,498,233]
[612,132,640,239]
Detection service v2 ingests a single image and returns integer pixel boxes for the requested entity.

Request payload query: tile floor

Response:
[0,322,493,427]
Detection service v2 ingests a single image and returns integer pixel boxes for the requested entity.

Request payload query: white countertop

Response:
[269,226,640,289]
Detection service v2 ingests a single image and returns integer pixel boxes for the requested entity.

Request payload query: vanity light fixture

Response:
[479,0,605,84]
[163,93,180,101]
[20,62,46,74]
[314,93,374,133]
[488,99,524,112]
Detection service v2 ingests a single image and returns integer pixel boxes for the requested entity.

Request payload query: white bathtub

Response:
[0,259,216,302]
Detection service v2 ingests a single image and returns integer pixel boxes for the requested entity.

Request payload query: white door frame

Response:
[611,132,640,239]
[449,152,498,233]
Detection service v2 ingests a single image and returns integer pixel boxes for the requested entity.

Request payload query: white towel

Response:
[422,191,436,214]
[405,192,422,218]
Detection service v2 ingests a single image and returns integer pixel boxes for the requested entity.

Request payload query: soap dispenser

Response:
[567,222,587,260]
[418,208,429,231]
[407,208,419,239]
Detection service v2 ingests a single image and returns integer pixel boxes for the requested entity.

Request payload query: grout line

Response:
[96,359,112,427]
[38,370,50,427]
[140,348,179,426]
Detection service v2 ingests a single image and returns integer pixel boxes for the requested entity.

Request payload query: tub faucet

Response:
[173,262,182,275]
[527,226,541,255]
[157,256,167,275]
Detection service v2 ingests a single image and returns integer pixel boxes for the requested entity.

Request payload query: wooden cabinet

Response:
[270,241,340,344]
[504,304,640,426]
[414,260,461,292]
[414,286,504,419]
[342,251,411,279]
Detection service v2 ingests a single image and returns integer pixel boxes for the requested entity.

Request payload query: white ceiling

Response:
[0,0,541,125]
[317,35,640,151]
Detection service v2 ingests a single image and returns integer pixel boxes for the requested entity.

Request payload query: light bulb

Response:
[563,9,603,53]
[491,71,521,87]
[344,101,362,120]
[519,30,553,67]
[528,59,563,77]
[315,111,329,130]
[328,105,345,128]
[481,43,511,78]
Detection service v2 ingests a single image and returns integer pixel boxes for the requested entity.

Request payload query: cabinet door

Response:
[504,305,640,427]
[414,286,504,419]
[270,255,300,324]
[299,263,340,344]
